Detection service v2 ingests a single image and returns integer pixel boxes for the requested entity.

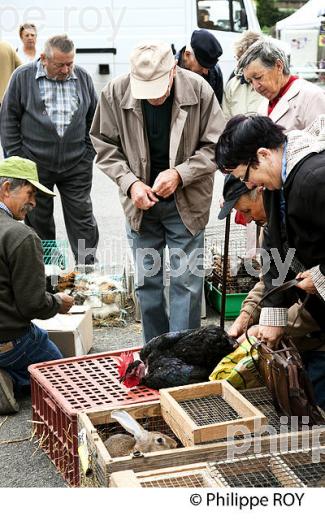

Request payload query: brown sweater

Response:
[0,209,60,340]
[0,41,21,102]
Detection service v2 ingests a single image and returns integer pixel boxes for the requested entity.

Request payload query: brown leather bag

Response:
[247,280,324,425]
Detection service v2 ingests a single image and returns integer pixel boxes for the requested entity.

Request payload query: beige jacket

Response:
[259,78,325,131]
[222,76,264,120]
[0,41,21,102]
[90,67,225,234]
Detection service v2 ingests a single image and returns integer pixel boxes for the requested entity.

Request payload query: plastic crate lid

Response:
[29,347,158,414]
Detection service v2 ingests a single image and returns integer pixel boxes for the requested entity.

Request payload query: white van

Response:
[1,0,260,92]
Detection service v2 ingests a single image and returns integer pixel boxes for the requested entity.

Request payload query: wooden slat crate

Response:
[160,381,267,446]
[110,448,325,488]
[110,463,222,488]
[77,400,325,487]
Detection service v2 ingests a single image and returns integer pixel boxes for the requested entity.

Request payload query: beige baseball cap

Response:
[0,156,55,196]
[130,42,176,99]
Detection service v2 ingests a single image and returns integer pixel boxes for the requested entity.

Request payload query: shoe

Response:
[0,369,19,414]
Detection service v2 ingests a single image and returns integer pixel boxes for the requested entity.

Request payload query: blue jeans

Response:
[0,324,62,390]
[302,351,325,410]
[127,199,205,342]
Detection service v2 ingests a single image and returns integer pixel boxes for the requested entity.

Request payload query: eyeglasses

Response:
[240,160,251,183]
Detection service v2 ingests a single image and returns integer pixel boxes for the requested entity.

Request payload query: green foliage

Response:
[256,0,292,29]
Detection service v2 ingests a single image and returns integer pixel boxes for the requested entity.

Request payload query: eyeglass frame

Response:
[240,159,251,183]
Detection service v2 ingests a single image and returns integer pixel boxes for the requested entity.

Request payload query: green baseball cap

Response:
[0,156,55,197]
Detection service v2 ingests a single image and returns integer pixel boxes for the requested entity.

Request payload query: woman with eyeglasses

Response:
[217,114,325,357]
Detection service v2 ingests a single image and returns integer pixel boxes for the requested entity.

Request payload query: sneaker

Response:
[0,369,19,414]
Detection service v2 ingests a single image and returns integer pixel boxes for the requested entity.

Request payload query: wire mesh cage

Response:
[204,222,260,298]
[241,387,325,436]
[140,471,215,488]
[96,412,182,453]
[41,239,69,270]
[209,453,303,487]
[280,450,325,487]
[160,381,267,446]
[179,395,241,425]
[110,446,325,488]
[109,464,219,488]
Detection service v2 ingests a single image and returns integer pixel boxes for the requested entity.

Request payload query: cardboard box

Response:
[33,306,93,358]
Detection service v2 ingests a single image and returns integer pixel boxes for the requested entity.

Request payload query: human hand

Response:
[57,293,75,314]
[130,181,159,210]
[296,271,317,294]
[257,325,285,348]
[236,325,260,345]
[152,168,181,198]
[227,313,251,339]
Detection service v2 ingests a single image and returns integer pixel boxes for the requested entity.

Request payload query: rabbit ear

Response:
[111,410,149,442]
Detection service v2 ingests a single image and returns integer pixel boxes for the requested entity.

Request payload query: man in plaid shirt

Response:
[0,35,99,265]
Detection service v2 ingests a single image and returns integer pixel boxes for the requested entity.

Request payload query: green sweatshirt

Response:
[0,209,60,341]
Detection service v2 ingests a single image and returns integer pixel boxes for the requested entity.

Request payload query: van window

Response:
[197,0,248,32]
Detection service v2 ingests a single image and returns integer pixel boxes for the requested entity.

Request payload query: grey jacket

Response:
[90,67,225,234]
[0,60,97,173]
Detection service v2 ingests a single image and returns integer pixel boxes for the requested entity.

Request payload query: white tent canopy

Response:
[276,0,325,31]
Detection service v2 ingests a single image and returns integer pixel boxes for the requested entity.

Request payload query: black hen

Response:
[140,325,234,369]
[119,325,235,390]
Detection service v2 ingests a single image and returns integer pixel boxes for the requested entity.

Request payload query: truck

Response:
[0,0,260,92]
[276,0,325,80]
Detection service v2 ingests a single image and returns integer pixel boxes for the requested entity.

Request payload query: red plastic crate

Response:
[29,347,159,486]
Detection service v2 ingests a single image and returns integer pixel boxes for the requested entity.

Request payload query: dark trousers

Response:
[25,157,99,264]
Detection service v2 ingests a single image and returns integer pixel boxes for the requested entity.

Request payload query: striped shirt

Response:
[0,202,13,217]
[35,60,79,137]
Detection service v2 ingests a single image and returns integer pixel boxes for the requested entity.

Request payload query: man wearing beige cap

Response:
[91,42,225,342]
[0,156,74,415]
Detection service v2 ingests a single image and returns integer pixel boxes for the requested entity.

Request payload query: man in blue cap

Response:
[176,29,224,105]
[0,156,74,415]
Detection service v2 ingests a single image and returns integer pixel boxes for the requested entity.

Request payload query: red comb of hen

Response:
[115,351,135,379]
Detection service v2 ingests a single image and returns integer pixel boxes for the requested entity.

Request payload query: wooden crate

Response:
[110,463,223,488]
[160,381,267,446]
[110,448,324,488]
[211,453,303,487]
[78,401,325,487]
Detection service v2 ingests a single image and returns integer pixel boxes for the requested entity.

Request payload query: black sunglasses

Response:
[240,160,251,184]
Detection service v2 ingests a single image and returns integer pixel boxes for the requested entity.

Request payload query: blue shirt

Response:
[35,60,79,138]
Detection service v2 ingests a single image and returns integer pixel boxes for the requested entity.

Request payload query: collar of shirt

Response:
[0,202,13,218]
[268,75,298,115]
[35,59,77,81]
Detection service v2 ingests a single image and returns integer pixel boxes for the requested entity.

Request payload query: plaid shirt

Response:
[0,202,13,218]
[36,60,79,137]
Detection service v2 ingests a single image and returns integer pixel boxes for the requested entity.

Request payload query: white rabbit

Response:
[104,409,177,457]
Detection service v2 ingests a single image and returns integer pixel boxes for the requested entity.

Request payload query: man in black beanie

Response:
[176,29,223,105]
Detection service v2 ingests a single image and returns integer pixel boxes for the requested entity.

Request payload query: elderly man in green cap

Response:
[0,156,74,415]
